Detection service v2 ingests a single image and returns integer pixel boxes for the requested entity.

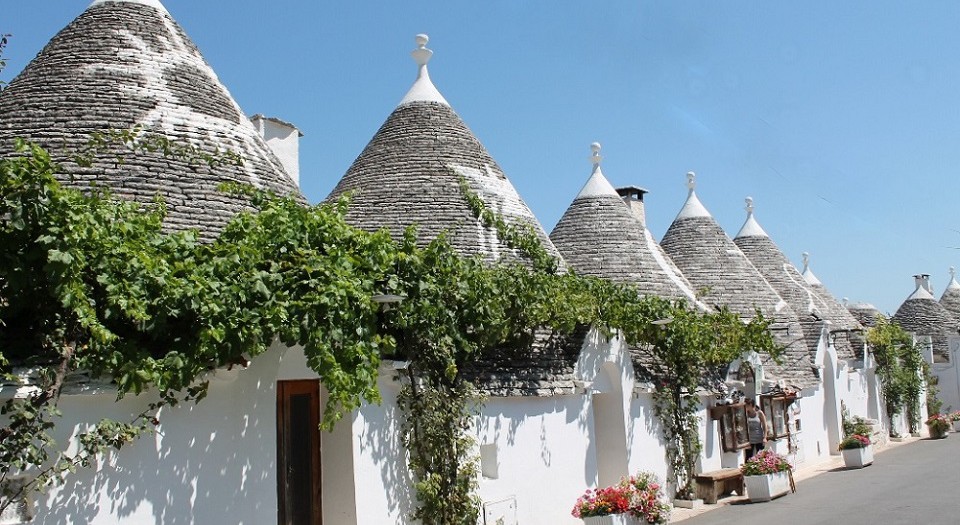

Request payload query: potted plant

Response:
[571,472,671,525]
[839,434,873,468]
[950,411,960,432]
[926,414,951,439]
[739,450,792,502]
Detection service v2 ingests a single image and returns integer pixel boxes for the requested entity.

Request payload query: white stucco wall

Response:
[14,344,362,525]
[476,395,593,525]
[349,371,415,525]
[930,337,960,413]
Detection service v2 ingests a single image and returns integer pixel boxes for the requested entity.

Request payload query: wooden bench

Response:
[694,468,744,504]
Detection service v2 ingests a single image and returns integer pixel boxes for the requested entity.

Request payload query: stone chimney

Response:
[250,114,303,187]
[616,186,648,227]
[914,274,933,294]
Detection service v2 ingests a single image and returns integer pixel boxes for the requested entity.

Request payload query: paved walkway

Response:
[671,433,960,524]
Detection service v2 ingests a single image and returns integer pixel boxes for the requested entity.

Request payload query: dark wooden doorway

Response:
[277,380,322,525]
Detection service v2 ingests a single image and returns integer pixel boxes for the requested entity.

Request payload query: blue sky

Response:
[5,1,960,315]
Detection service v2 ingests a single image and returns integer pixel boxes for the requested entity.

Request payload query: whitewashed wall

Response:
[476,395,593,525]
[930,337,960,414]
[17,344,363,525]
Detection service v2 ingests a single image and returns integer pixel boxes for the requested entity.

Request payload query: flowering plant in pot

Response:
[571,472,671,524]
[926,414,951,438]
[739,450,792,502]
[838,434,870,450]
[950,411,960,431]
[839,434,873,468]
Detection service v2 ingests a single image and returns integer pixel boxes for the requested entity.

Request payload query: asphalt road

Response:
[681,435,960,525]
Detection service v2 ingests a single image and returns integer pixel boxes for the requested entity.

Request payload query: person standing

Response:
[744,398,768,460]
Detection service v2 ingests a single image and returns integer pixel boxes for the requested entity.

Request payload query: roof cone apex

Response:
[948,267,960,290]
[575,142,618,199]
[88,0,168,13]
[398,34,449,107]
[801,252,823,285]
[675,171,711,220]
[735,196,769,238]
[907,284,935,301]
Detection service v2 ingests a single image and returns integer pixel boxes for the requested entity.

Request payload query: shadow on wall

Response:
[38,352,282,525]
[357,374,416,522]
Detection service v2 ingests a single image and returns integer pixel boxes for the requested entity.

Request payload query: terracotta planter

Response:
[582,514,641,525]
[841,445,874,468]
[744,471,791,502]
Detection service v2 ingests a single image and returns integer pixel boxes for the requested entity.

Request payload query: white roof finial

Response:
[675,171,711,220]
[412,34,432,66]
[734,195,768,238]
[801,252,822,286]
[575,141,617,199]
[398,33,449,107]
[947,266,960,291]
[590,142,603,169]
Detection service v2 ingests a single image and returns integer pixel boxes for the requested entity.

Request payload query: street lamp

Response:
[372,294,406,312]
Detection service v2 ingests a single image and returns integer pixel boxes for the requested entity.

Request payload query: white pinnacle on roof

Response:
[575,142,619,199]
[89,0,169,13]
[398,34,450,107]
[675,171,711,220]
[735,197,769,238]
[947,267,960,291]
[801,252,823,286]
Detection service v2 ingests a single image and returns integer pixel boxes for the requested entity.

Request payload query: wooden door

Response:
[277,380,322,525]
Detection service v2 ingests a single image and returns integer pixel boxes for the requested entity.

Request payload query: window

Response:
[711,404,751,452]
[760,394,795,440]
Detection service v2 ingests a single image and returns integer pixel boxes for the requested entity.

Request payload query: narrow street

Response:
[678,435,960,525]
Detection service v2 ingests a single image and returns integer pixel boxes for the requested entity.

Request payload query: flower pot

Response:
[582,514,641,525]
[953,420,960,433]
[928,425,950,439]
[744,471,791,502]
[841,445,874,468]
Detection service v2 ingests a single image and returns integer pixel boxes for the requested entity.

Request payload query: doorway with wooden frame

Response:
[277,380,322,525]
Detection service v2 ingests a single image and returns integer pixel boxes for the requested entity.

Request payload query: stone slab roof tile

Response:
[550,193,699,303]
[0,1,301,241]
[661,214,817,388]
[892,297,957,362]
[735,235,863,361]
[327,100,563,267]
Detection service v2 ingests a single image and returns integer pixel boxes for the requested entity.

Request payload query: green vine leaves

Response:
[866,317,926,429]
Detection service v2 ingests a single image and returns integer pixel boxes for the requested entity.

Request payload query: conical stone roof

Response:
[660,173,816,388]
[939,267,960,321]
[327,35,562,267]
[550,144,699,303]
[892,275,958,363]
[0,0,301,240]
[797,253,866,359]
[734,201,863,361]
[329,35,575,397]
[846,302,885,329]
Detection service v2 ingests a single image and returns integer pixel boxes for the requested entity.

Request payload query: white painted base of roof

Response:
[675,190,711,220]
[736,213,769,239]
[399,67,449,106]
[575,166,619,199]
